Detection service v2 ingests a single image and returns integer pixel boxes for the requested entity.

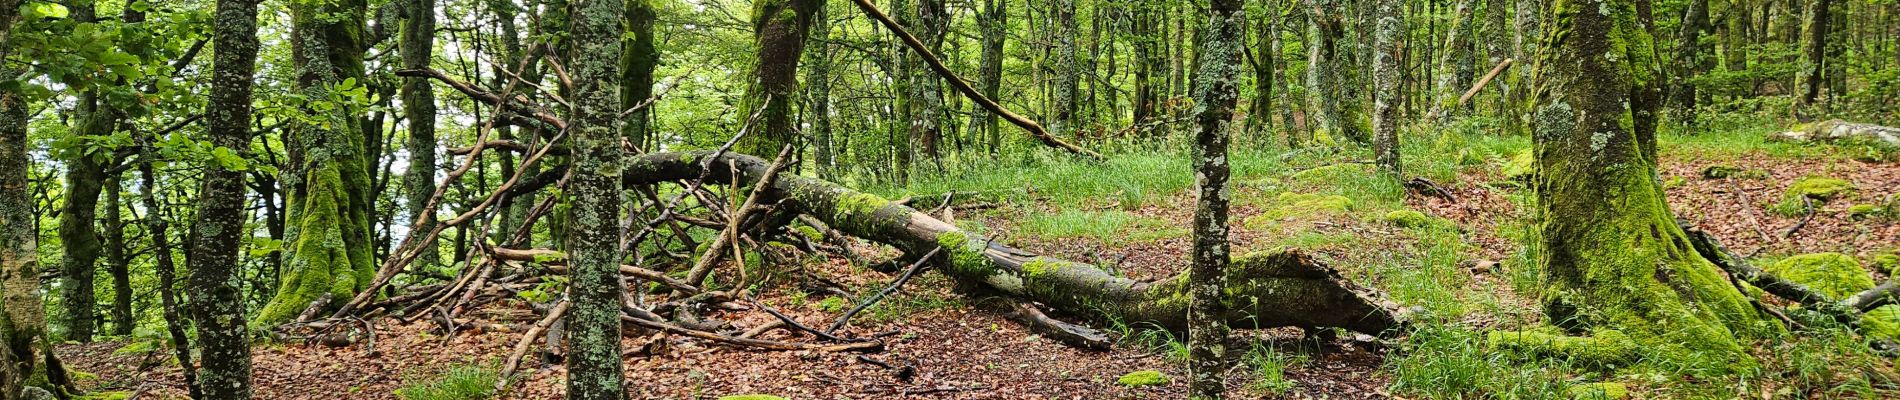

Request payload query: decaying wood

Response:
[1457,58,1512,106]
[827,246,942,334]
[621,151,1408,335]
[1003,301,1111,350]
[489,247,700,295]
[619,313,883,352]
[498,301,569,390]
[1771,120,1900,148]
[1686,226,1889,325]
[685,145,795,289]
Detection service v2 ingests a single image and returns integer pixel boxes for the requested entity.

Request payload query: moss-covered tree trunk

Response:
[1303,0,1348,143]
[734,0,821,157]
[619,0,658,150]
[260,0,376,326]
[1531,0,1773,371]
[188,0,262,396]
[1185,0,1243,397]
[1,2,56,395]
[57,138,103,343]
[565,0,628,397]
[1371,0,1402,175]
[103,176,133,336]
[1050,0,1078,139]
[805,3,836,177]
[1427,0,1475,123]
[1247,6,1277,139]
[400,0,440,269]
[904,0,946,164]
[971,0,1005,153]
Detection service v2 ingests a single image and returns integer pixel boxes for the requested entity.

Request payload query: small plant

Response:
[395,364,500,400]
[1243,344,1305,395]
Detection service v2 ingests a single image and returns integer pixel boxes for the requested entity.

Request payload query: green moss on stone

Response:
[1766,253,1873,299]
[1872,253,1900,274]
[1860,306,1900,341]
[1700,165,1740,179]
[1785,177,1855,201]
[1116,370,1170,387]
[1486,328,1637,367]
[1243,193,1354,230]
[1381,210,1430,228]
[1566,382,1629,400]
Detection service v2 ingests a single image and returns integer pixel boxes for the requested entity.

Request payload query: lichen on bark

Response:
[1530,0,1775,373]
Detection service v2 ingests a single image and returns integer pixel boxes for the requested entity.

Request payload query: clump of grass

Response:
[395,364,500,400]
[1016,209,1182,245]
[1243,344,1306,395]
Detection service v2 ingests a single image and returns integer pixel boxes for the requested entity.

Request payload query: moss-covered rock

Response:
[1566,382,1629,400]
[1785,177,1856,201]
[1846,204,1885,219]
[1765,253,1874,299]
[1700,165,1740,179]
[1872,253,1900,274]
[1116,370,1170,387]
[1486,328,1636,367]
[717,395,787,400]
[1860,306,1900,341]
[1382,210,1431,228]
[1243,193,1355,230]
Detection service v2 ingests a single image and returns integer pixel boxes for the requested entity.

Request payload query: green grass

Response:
[1243,343,1307,396]
[395,363,500,400]
[1016,209,1184,245]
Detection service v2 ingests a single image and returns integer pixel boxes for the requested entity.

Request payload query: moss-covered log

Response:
[621,151,1406,335]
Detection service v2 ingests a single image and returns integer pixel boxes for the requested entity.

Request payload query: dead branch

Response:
[846,0,1103,160]
[619,313,883,353]
[685,145,796,289]
[497,301,569,391]
[827,246,942,334]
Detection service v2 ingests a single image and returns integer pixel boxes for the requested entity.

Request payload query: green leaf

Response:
[25,2,70,19]
[211,146,249,171]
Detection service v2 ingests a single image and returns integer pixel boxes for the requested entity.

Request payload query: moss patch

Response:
[1860,306,1900,341]
[1785,177,1856,201]
[1872,253,1899,274]
[1502,149,1534,180]
[1765,253,1873,299]
[1486,328,1637,367]
[1565,382,1628,400]
[1382,210,1431,228]
[1116,370,1170,387]
[1243,193,1354,230]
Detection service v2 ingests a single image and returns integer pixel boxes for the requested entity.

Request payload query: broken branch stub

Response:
[621,151,1408,336]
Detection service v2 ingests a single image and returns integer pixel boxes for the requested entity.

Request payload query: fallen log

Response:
[621,151,1408,336]
[1686,226,1900,324]
[1771,120,1900,149]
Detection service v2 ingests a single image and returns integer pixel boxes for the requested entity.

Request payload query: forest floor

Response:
[56,126,1900,399]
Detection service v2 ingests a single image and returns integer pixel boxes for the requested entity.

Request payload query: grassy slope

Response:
[859,119,1898,398]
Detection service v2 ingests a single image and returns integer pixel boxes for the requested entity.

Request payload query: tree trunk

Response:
[973,0,1006,154]
[1186,0,1244,397]
[1427,0,1475,123]
[906,0,946,165]
[260,0,376,326]
[1671,0,1710,125]
[1796,0,1830,111]
[1531,0,1772,370]
[566,0,631,398]
[619,151,1407,336]
[1304,0,1345,143]
[104,176,133,336]
[137,156,202,399]
[2,2,59,395]
[620,0,658,150]
[736,0,822,158]
[1371,0,1402,175]
[60,2,110,338]
[806,3,836,178]
[1248,3,1277,139]
[401,0,440,270]
[1051,0,1079,138]
[189,0,262,396]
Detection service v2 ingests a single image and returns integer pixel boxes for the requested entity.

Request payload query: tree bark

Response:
[104,176,132,336]
[1186,0,1244,397]
[972,0,1006,154]
[1050,0,1079,138]
[1427,0,1476,124]
[260,0,377,326]
[401,0,440,270]
[620,0,658,150]
[565,0,630,397]
[189,0,262,396]
[619,151,1407,336]
[137,156,202,399]
[1796,0,1831,111]
[1371,0,1402,175]
[1,2,58,396]
[735,0,822,157]
[1531,0,1772,370]
[805,3,835,177]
